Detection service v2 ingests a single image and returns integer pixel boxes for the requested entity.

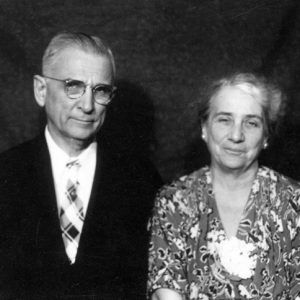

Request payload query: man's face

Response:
[35,48,114,152]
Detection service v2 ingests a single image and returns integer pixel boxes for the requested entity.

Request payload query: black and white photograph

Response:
[0,1,300,299]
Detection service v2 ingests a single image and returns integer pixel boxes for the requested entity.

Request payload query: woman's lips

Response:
[224,148,245,155]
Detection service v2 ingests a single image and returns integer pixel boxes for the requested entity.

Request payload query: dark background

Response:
[0,0,300,182]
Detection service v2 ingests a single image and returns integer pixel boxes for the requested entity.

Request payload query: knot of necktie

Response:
[65,160,81,188]
[66,160,81,169]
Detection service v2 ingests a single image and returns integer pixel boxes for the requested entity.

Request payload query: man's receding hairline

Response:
[42,46,113,75]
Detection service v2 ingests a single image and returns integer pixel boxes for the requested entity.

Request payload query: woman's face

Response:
[202,84,267,173]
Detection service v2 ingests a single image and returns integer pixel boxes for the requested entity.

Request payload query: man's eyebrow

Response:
[212,112,232,117]
[66,78,84,82]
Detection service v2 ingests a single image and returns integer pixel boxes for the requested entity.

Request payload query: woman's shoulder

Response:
[158,166,209,195]
[259,165,300,190]
[153,166,210,214]
[259,166,300,212]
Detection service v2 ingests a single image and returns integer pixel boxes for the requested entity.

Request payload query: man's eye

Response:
[94,86,111,95]
[95,86,106,94]
[216,117,230,123]
[66,80,83,89]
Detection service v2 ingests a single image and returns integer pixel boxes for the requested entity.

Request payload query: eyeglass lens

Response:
[65,80,114,103]
[65,80,85,99]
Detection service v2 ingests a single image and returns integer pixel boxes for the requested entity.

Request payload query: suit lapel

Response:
[76,135,123,260]
[76,137,105,256]
[32,136,67,262]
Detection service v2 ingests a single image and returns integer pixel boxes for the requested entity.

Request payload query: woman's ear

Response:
[201,122,208,142]
[33,75,47,107]
[263,137,268,149]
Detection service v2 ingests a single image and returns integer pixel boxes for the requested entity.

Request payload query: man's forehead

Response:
[48,48,112,76]
[52,47,106,63]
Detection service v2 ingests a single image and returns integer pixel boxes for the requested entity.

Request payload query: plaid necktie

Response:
[60,160,85,264]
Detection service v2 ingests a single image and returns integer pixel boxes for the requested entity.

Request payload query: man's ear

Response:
[33,75,47,107]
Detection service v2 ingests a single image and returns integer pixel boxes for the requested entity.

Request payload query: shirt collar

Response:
[45,126,97,168]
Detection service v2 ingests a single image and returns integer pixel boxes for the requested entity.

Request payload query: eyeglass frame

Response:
[41,75,117,105]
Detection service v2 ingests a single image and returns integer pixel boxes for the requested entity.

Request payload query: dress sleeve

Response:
[285,185,300,298]
[147,186,189,298]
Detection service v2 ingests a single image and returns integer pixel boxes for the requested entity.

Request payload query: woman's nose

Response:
[229,123,245,142]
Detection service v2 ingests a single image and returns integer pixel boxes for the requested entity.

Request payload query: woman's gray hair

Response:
[199,72,286,137]
[42,31,116,81]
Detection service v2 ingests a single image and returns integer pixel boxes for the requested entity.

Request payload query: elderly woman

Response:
[148,73,300,299]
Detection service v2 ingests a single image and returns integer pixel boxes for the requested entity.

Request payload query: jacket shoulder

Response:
[0,136,46,179]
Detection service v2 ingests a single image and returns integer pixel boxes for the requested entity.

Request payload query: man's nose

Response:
[229,123,245,142]
[79,87,94,113]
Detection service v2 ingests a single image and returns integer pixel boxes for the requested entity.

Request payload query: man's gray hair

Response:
[42,31,116,81]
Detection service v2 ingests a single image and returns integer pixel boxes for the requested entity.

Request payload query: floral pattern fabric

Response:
[148,166,300,299]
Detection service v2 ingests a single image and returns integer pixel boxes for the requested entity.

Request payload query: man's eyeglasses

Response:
[42,75,116,105]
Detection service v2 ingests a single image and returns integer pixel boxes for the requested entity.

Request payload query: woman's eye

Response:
[246,120,259,128]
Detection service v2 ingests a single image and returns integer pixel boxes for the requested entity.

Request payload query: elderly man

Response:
[0,32,160,299]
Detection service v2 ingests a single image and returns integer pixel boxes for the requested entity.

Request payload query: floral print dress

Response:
[147,166,300,299]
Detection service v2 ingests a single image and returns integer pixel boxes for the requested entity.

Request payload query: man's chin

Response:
[70,134,96,143]
[69,126,99,138]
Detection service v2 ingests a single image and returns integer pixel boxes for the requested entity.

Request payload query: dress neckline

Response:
[204,166,263,239]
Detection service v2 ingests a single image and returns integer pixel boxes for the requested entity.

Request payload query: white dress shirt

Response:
[45,127,97,217]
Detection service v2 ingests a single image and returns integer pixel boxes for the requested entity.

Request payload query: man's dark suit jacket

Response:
[0,134,161,299]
